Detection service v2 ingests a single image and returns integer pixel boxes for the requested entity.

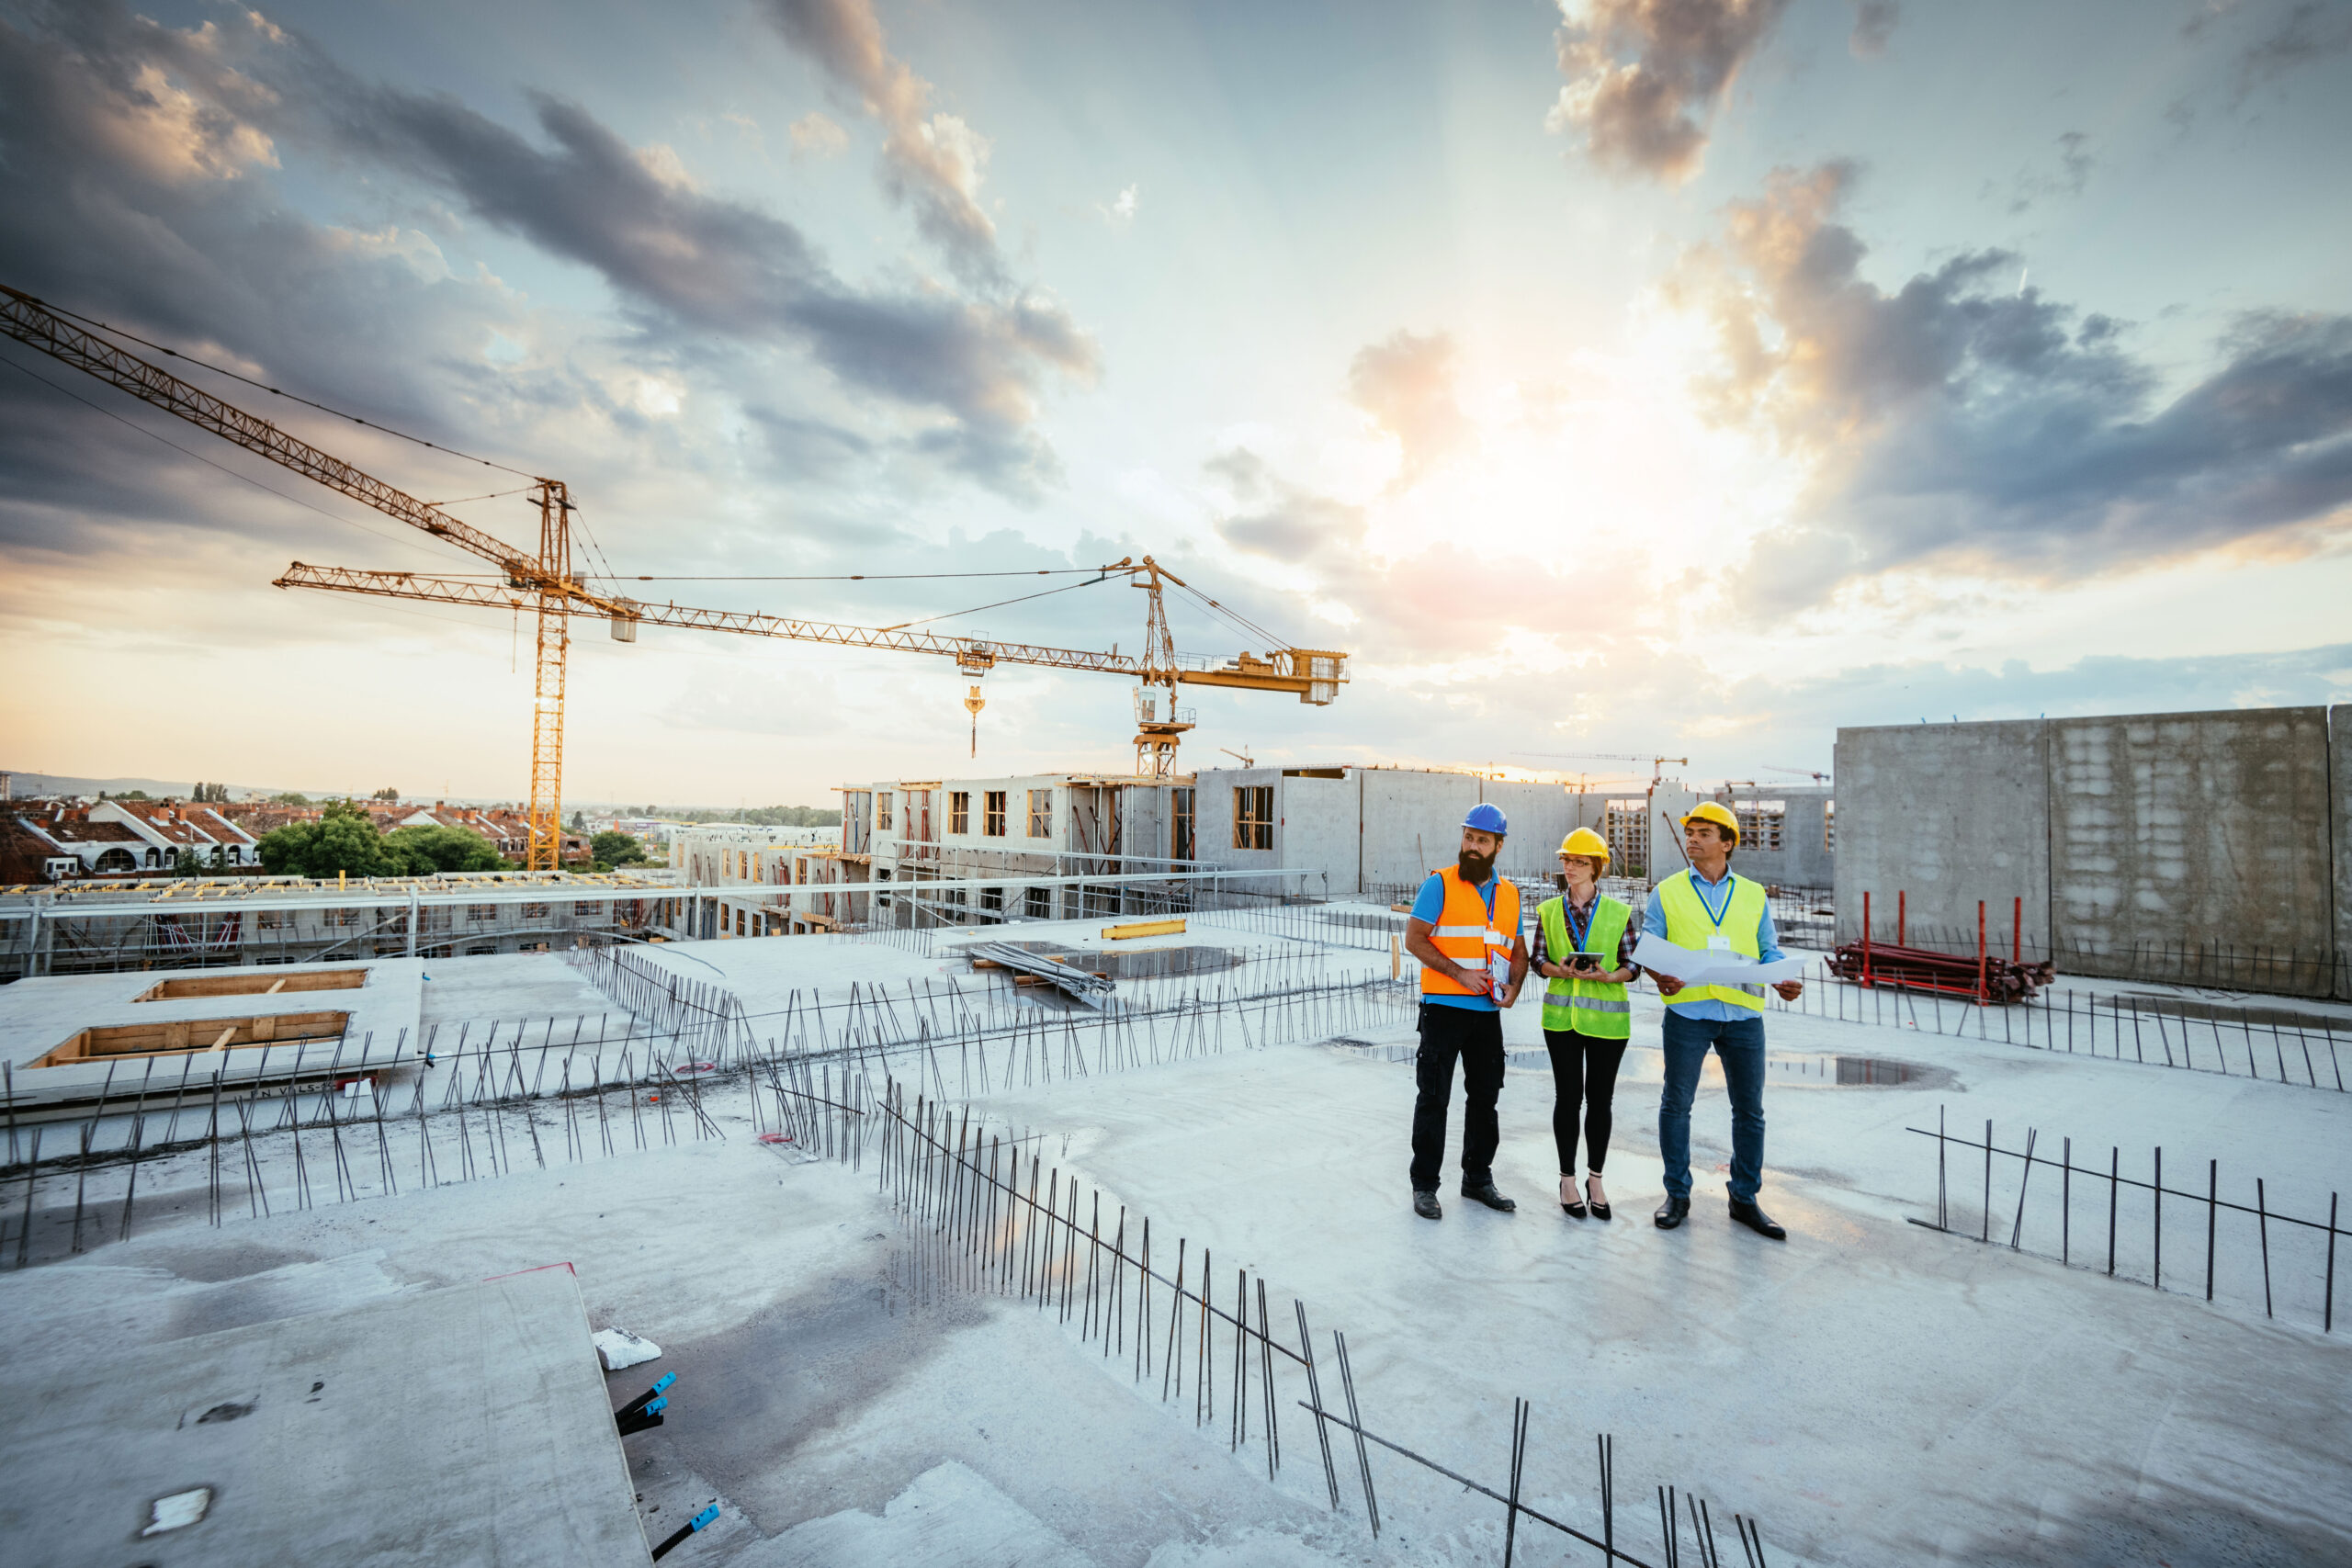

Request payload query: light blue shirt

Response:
[1409,870,1502,1013]
[1641,867,1784,1021]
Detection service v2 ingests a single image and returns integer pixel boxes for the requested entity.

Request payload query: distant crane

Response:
[1763,764,1831,784]
[1219,747,1255,768]
[0,285,1350,866]
[1516,752,1690,787]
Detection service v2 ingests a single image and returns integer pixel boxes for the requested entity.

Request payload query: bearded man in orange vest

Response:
[1400,803,1527,1220]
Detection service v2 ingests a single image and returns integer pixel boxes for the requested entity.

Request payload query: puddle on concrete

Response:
[1326,1038,1952,1089]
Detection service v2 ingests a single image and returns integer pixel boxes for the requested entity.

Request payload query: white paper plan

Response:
[1629,933,1809,987]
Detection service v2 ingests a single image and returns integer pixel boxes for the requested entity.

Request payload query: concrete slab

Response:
[0,1266,646,1567]
[0,959,420,1111]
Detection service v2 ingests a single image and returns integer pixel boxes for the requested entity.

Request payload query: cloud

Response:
[1668,163,2352,612]
[760,0,1001,282]
[1545,0,1792,184]
[2005,130,2094,213]
[1847,0,1899,59]
[1201,448,1634,663]
[1346,329,1471,490]
[2204,0,2352,106]
[1098,183,1138,225]
[301,70,1093,487]
[787,109,849,159]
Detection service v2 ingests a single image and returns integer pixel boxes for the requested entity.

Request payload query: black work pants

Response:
[1408,1002,1505,1191]
[1542,1029,1627,1175]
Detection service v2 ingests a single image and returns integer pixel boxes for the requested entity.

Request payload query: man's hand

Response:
[1652,971,1685,997]
[1773,979,1804,1001]
[1495,980,1519,1008]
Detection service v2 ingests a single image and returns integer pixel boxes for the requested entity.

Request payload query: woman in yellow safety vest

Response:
[1531,828,1637,1219]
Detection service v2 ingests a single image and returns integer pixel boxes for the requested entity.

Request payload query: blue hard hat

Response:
[1463,803,1509,836]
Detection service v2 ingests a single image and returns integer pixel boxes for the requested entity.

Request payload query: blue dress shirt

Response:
[1641,868,1785,1021]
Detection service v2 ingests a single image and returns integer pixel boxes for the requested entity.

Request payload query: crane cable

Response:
[21,294,540,479]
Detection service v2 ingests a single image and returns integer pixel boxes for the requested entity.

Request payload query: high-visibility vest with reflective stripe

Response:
[1652,870,1768,1013]
[1535,894,1632,1038]
[1418,866,1521,998]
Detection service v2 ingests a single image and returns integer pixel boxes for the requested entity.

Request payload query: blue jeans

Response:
[1657,1010,1766,1204]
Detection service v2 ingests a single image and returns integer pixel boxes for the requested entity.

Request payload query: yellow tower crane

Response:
[1,286,1349,865]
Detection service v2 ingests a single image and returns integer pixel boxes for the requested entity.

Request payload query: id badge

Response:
[1707,936,1733,952]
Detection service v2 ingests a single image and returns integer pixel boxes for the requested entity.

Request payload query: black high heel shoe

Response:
[1585,1176,1612,1221]
[1559,1175,1588,1219]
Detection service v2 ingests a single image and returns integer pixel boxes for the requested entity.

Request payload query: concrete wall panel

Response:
[2334,705,2351,999]
[1361,771,1482,890]
[1833,721,2051,953]
[1277,774,1360,896]
[2050,707,2334,993]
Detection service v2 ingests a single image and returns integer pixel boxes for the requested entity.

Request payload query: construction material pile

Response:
[1826,941,2054,1003]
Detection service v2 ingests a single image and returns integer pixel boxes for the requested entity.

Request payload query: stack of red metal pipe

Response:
[1826,940,2055,1002]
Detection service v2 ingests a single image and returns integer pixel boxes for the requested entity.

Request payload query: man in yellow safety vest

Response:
[1644,801,1804,1240]
[1400,802,1526,1220]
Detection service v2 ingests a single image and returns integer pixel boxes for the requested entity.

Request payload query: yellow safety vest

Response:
[1536,894,1632,1038]
[1419,866,1521,998]
[1652,870,1768,1013]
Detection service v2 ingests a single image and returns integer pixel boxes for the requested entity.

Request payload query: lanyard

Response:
[1691,872,1735,930]
[1561,896,1595,954]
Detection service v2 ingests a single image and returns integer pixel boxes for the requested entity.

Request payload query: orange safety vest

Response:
[1419,865,1521,998]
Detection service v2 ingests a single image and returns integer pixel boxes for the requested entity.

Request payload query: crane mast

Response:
[2,283,1350,849]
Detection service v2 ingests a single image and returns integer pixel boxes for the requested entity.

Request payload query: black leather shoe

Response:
[1654,1196,1690,1229]
[1412,1190,1442,1220]
[1460,1181,1517,1213]
[1728,1199,1786,1240]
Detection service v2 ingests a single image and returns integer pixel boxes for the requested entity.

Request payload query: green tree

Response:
[382,824,504,874]
[371,786,401,802]
[589,829,650,867]
[171,845,206,876]
[255,799,393,878]
[268,792,311,807]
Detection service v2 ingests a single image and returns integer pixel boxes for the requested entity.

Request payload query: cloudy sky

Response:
[3,0,2348,805]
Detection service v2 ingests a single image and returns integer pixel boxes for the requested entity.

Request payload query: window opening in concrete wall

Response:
[950,792,970,835]
[982,886,1003,912]
[95,847,135,873]
[1235,786,1273,851]
[1024,886,1052,919]
[256,909,282,931]
[1735,800,1786,852]
[877,792,893,831]
[1027,788,1052,839]
[1824,800,1836,852]
[984,791,1008,837]
[34,1010,352,1066]
[466,943,496,955]
[1603,800,1649,874]
[1283,768,1345,779]
[469,904,495,922]
[136,969,364,1002]
[520,902,549,919]
[1172,787,1197,862]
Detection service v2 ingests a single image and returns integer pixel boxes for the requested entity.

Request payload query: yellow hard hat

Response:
[1557,827,1611,865]
[1679,800,1741,845]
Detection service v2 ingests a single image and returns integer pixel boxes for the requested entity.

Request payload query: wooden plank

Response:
[1101,918,1185,941]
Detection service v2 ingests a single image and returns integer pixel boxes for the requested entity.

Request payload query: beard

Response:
[1458,847,1497,883]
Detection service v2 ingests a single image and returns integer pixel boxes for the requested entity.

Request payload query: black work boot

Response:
[1412,1190,1442,1220]
[1460,1180,1516,1213]
[1728,1199,1786,1240]
[1654,1196,1690,1229]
